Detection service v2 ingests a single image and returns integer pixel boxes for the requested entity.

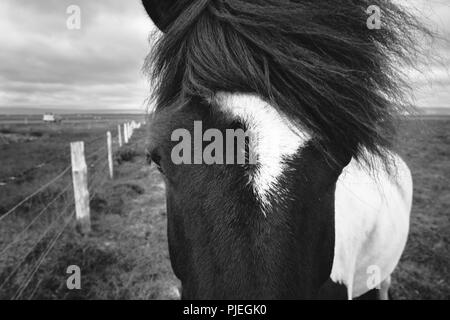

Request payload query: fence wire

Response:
[0,165,72,223]
[0,121,141,299]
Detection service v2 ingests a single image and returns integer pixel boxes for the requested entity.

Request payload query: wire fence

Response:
[0,120,142,300]
[0,131,113,184]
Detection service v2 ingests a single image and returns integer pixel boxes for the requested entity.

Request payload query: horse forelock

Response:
[146,0,431,172]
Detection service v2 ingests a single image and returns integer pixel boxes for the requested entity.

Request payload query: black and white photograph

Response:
[0,0,449,304]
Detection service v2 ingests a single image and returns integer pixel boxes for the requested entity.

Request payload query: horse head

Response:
[142,0,426,299]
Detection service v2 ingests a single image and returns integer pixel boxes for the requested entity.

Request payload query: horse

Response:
[141,0,428,299]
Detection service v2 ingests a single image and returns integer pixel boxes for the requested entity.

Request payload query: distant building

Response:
[43,113,61,123]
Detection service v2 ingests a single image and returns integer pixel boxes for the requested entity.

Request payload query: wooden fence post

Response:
[107,131,114,179]
[124,123,129,144]
[70,141,91,235]
[118,124,122,147]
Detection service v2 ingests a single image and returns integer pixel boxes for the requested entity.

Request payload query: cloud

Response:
[400,0,450,108]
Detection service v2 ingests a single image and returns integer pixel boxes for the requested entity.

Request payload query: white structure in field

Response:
[43,113,60,123]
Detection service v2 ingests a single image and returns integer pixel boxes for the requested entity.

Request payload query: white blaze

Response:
[213,92,310,209]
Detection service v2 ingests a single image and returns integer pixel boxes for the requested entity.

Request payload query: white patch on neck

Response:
[212,92,310,210]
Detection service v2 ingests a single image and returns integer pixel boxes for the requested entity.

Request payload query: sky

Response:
[0,0,155,113]
[0,0,449,113]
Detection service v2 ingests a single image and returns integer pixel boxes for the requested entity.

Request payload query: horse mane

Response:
[145,0,431,168]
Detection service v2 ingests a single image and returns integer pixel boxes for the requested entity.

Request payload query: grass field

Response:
[0,117,448,299]
[391,118,450,299]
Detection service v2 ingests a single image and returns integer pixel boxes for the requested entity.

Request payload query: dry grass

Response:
[391,118,450,300]
[18,132,179,300]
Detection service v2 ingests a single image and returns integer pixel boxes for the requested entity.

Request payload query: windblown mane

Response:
[145,0,430,167]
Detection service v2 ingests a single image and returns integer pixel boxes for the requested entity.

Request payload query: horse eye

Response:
[148,150,163,172]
